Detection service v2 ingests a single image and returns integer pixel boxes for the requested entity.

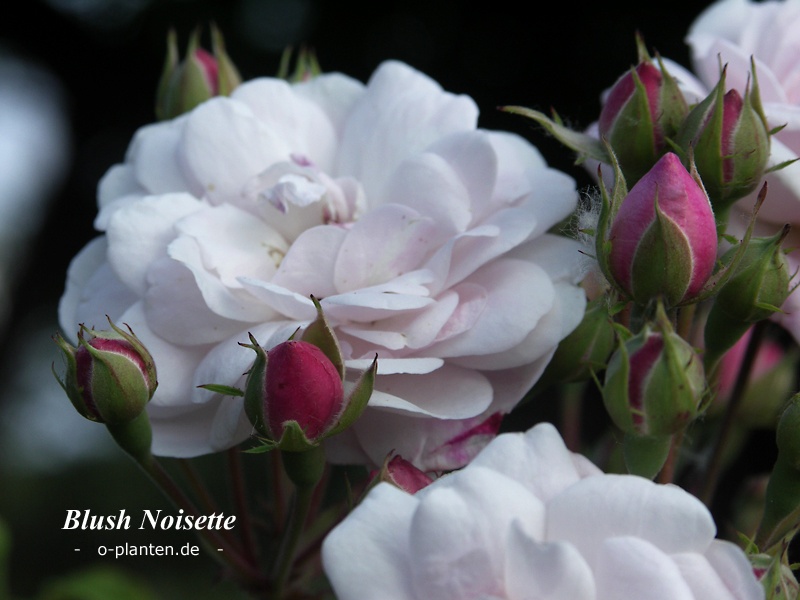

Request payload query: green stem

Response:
[228,447,259,566]
[560,382,586,452]
[698,320,766,505]
[271,448,326,599]
[178,458,219,515]
[137,454,265,587]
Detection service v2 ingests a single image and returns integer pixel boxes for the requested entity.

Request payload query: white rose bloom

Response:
[322,422,765,600]
[59,61,585,469]
[682,0,800,345]
[686,0,800,225]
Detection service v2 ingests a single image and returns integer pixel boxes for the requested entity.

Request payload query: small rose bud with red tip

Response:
[605,152,717,308]
[53,318,157,425]
[155,24,242,121]
[257,339,344,444]
[602,302,707,478]
[676,65,770,216]
[243,297,377,454]
[598,39,688,186]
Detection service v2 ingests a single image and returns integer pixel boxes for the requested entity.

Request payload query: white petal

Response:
[129,117,197,195]
[409,468,543,600]
[471,423,601,503]
[426,258,554,359]
[594,537,695,600]
[333,203,447,292]
[231,77,339,171]
[337,60,478,201]
[322,483,418,600]
[167,235,273,322]
[58,237,138,336]
[546,474,717,568]
[270,224,346,297]
[364,364,492,419]
[180,97,290,205]
[144,257,252,345]
[106,192,202,295]
[505,524,595,600]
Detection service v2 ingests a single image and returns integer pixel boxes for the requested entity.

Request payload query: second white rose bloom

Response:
[323,422,765,600]
[59,60,586,470]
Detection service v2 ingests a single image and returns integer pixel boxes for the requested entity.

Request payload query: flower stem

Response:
[271,447,326,599]
[137,453,265,587]
[698,320,766,506]
[228,447,259,566]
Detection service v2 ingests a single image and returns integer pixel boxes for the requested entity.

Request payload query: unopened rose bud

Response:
[53,318,157,425]
[606,152,717,308]
[155,24,242,121]
[242,297,377,453]
[370,453,433,495]
[602,307,706,438]
[704,225,793,366]
[245,339,344,446]
[598,40,688,185]
[676,67,770,215]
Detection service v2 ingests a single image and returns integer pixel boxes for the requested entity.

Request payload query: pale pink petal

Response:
[58,237,138,337]
[594,537,695,600]
[426,258,554,360]
[363,363,492,418]
[336,60,478,201]
[144,257,251,346]
[230,77,339,170]
[106,192,202,295]
[271,224,346,297]
[547,475,717,568]
[471,422,601,503]
[180,97,291,205]
[409,468,544,600]
[321,483,418,600]
[332,203,448,292]
[505,525,595,600]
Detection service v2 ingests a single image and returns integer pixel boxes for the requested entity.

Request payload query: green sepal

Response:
[595,143,630,297]
[275,420,318,453]
[197,383,245,397]
[243,440,278,454]
[302,296,345,381]
[326,354,378,438]
[210,21,242,96]
[622,432,672,480]
[500,105,609,165]
[629,195,693,307]
[241,332,270,438]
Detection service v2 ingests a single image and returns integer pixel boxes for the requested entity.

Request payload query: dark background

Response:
[0,1,724,597]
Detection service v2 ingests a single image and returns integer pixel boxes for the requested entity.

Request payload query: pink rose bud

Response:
[155,24,242,121]
[241,298,376,454]
[245,339,344,446]
[53,318,157,425]
[598,41,688,186]
[607,152,717,308]
[602,304,706,438]
[676,67,770,215]
[371,454,433,494]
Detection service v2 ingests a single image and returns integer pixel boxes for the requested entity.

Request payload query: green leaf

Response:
[500,106,609,163]
[196,383,244,397]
